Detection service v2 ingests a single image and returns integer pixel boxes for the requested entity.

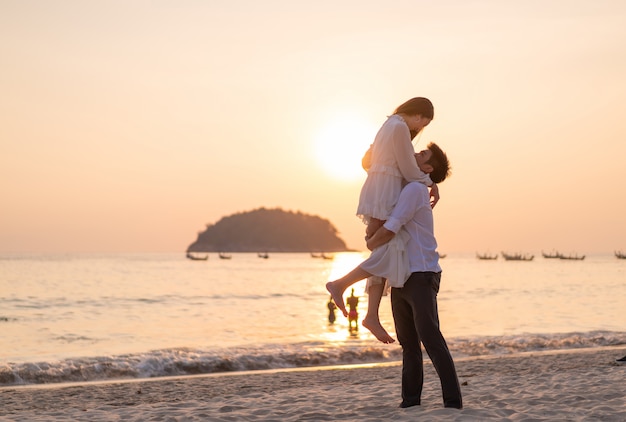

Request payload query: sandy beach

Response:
[1,347,624,421]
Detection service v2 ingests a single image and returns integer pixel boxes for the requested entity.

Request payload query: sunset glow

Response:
[313,114,377,182]
[1,2,625,253]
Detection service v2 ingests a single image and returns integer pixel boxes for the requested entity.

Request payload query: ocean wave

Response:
[1,292,305,312]
[1,330,624,386]
[447,330,626,356]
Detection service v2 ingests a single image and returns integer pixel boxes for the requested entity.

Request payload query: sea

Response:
[1,252,625,386]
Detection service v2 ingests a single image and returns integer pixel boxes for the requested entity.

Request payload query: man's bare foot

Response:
[362,316,395,343]
[326,282,348,317]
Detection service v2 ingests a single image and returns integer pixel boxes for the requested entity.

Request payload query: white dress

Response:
[355,114,431,291]
[356,115,431,224]
[359,228,411,290]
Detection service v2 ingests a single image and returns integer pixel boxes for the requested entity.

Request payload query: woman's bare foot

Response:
[362,316,395,344]
[326,282,348,317]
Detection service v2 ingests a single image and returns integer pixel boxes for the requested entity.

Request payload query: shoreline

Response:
[3,344,624,391]
[2,347,624,421]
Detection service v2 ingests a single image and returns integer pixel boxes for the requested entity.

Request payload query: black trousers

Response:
[391,272,462,408]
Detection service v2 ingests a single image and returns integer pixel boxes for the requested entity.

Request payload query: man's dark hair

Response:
[425,142,451,184]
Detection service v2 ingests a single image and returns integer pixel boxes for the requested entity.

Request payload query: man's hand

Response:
[429,183,440,208]
[366,226,396,251]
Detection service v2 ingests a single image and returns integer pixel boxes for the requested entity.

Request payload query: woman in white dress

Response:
[326,97,442,343]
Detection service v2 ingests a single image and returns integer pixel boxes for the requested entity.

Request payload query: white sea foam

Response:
[2,330,624,386]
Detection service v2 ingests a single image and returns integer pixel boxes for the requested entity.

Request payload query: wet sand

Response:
[1,347,624,421]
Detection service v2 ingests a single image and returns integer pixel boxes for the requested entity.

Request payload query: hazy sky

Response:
[2,0,625,254]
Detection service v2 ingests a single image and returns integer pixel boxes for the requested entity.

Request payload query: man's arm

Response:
[366,182,425,251]
[366,226,395,251]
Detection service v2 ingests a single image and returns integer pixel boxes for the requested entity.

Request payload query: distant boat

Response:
[615,251,626,259]
[218,252,232,260]
[310,253,322,258]
[559,254,585,261]
[258,252,269,259]
[501,251,534,261]
[186,252,208,261]
[321,253,334,260]
[476,253,498,260]
[542,250,562,259]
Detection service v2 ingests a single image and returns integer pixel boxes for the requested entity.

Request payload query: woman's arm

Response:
[361,145,372,171]
[390,124,432,185]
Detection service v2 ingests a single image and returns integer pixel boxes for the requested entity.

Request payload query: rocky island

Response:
[186,208,349,253]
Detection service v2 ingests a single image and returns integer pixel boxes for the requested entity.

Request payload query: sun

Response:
[313,114,378,181]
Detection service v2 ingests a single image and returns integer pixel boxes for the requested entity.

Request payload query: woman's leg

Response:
[325,266,372,317]
[326,217,385,317]
[362,279,395,343]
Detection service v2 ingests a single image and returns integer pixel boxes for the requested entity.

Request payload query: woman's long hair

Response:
[394,97,434,139]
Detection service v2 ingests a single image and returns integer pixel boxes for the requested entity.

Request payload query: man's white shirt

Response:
[383,182,441,274]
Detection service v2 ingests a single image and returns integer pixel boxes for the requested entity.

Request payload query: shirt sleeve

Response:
[383,183,425,233]
[390,123,433,186]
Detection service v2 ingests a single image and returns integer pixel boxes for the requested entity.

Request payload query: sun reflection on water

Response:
[320,252,390,344]
[325,251,368,298]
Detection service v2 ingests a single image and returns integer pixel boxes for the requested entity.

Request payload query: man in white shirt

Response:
[366,145,462,410]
